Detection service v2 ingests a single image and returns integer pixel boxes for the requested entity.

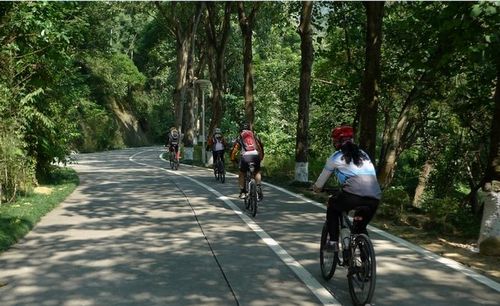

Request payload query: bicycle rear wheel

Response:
[219,162,225,183]
[320,222,337,280]
[348,234,376,306]
[249,180,257,217]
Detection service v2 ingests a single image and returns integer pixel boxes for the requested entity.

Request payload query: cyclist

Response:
[207,127,228,169]
[230,123,264,200]
[165,127,180,161]
[312,124,381,251]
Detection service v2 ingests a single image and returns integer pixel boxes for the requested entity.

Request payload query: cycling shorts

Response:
[239,154,261,172]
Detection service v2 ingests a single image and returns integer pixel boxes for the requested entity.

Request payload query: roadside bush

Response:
[421,197,458,220]
[421,197,480,237]
[378,187,410,219]
[0,124,36,203]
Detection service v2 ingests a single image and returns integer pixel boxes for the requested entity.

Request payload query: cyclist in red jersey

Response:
[230,123,264,200]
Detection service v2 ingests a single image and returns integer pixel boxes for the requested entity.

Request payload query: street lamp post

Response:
[194,79,212,165]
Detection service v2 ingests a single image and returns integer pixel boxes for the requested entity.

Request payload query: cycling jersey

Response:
[230,130,264,161]
[207,134,227,152]
[315,149,381,200]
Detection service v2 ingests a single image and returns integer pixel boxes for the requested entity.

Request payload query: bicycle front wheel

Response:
[347,234,376,306]
[320,222,337,280]
[170,153,174,169]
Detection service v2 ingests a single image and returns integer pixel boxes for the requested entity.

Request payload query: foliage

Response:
[420,197,480,236]
[0,167,78,252]
[0,1,497,242]
[378,187,410,219]
[0,119,36,203]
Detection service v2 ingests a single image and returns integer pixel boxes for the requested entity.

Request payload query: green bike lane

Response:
[1,147,499,305]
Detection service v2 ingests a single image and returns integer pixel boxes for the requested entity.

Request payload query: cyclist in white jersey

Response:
[312,125,381,251]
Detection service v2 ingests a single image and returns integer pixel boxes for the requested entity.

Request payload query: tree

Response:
[358,1,384,162]
[237,1,260,128]
[295,1,313,183]
[155,2,203,136]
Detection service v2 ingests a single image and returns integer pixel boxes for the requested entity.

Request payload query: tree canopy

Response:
[1,1,499,243]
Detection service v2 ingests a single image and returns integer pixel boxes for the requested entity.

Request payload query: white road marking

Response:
[131,148,500,295]
[128,150,341,306]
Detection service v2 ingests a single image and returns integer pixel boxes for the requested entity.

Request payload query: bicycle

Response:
[243,162,258,217]
[319,192,376,306]
[169,147,179,170]
[213,152,225,183]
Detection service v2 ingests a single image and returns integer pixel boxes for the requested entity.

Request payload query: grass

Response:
[0,167,79,252]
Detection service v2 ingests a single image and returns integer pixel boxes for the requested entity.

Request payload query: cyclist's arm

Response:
[312,156,337,192]
[312,169,333,192]
[230,142,240,161]
[257,138,264,160]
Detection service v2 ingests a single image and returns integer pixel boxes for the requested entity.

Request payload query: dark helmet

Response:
[331,125,354,149]
[240,123,250,132]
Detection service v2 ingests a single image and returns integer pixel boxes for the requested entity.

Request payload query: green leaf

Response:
[471,4,482,17]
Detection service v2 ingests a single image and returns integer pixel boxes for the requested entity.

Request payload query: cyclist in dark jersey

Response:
[312,125,381,251]
[165,127,180,160]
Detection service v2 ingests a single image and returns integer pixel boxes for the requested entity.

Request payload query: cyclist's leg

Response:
[353,198,379,235]
[212,150,217,169]
[252,155,263,200]
[326,196,342,245]
[169,146,175,159]
[216,150,223,165]
[174,145,179,160]
[239,156,249,196]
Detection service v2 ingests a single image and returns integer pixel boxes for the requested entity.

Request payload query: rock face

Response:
[478,181,500,256]
[111,100,149,147]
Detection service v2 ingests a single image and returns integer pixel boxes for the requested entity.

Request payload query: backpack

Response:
[170,130,179,144]
[240,130,257,152]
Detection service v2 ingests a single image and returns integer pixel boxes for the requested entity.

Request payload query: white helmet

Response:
[214,128,221,134]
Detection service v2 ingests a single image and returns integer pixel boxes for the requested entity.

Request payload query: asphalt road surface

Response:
[1,147,499,306]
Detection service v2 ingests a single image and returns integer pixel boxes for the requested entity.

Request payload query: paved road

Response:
[1,147,499,306]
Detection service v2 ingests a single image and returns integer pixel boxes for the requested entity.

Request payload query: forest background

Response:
[0,1,499,276]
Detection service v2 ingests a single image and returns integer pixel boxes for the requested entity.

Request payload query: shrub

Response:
[378,187,410,219]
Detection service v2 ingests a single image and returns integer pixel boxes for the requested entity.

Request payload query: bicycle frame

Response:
[319,198,377,306]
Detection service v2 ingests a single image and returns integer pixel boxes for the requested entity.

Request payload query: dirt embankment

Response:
[110,99,149,147]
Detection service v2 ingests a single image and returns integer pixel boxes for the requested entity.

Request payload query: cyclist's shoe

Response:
[239,188,247,199]
[257,185,263,201]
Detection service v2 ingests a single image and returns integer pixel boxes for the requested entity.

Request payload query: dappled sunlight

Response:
[2,147,498,306]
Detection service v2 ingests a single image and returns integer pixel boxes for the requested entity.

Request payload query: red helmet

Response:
[331,125,354,148]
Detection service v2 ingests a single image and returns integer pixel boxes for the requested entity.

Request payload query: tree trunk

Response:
[412,159,433,208]
[155,2,203,135]
[377,59,440,188]
[174,39,190,133]
[478,54,500,256]
[206,2,232,135]
[358,1,384,162]
[295,1,313,183]
[484,61,500,185]
[377,26,452,188]
[237,2,260,128]
[183,27,197,148]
